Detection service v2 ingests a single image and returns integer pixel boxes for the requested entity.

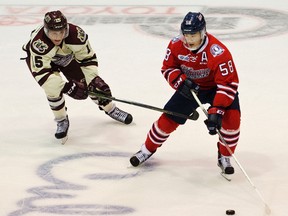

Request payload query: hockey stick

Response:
[191,91,271,215]
[89,91,199,121]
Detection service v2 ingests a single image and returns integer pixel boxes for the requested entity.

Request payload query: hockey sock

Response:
[145,114,179,152]
[218,109,240,156]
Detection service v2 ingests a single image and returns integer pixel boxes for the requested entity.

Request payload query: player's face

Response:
[47,29,66,46]
[183,32,202,50]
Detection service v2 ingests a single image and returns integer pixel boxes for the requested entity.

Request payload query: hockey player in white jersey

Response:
[22,10,133,143]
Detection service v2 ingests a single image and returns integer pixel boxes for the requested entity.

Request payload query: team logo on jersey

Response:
[181,65,210,79]
[210,44,224,57]
[32,39,48,53]
[178,54,190,62]
[76,27,86,42]
[52,54,74,67]
[178,54,197,62]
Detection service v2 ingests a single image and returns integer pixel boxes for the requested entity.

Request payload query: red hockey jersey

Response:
[161,33,239,108]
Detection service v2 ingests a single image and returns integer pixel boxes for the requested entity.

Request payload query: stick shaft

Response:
[89,92,198,120]
[191,91,271,214]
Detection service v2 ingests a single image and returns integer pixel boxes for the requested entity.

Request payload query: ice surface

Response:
[0,0,287,215]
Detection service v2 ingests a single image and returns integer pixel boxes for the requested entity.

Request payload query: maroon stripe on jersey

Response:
[32,68,51,78]
[79,55,98,67]
[34,72,52,86]
[79,61,98,67]
[79,54,97,62]
[52,102,65,111]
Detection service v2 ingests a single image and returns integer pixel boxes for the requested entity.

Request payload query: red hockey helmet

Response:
[44,10,67,31]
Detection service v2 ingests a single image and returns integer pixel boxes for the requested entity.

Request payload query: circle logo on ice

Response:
[8,152,155,216]
[137,7,288,40]
[2,5,288,40]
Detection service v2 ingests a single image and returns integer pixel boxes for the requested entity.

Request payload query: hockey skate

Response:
[130,145,154,167]
[106,105,133,124]
[55,116,69,144]
[218,152,234,181]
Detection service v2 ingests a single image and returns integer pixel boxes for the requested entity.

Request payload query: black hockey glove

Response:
[62,80,88,100]
[88,76,112,106]
[204,107,225,135]
[178,78,200,101]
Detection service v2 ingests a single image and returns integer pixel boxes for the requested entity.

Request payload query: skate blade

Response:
[220,171,232,181]
[60,136,68,145]
[127,164,134,168]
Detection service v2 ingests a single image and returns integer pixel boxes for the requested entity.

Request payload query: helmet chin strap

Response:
[184,42,201,51]
[64,24,70,38]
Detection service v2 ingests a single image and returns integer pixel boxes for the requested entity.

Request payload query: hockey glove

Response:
[204,107,225,135]
[88,76,112,106]
[62,80,88,100]
[177,78,200,101]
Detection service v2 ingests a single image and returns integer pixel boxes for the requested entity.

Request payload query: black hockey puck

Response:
[226,209,235,215]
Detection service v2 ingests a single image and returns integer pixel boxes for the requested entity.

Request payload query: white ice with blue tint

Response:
[0,0,287,215]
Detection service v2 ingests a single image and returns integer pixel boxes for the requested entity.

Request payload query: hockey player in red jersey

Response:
[22,10,133,143]
[130,12,241,175]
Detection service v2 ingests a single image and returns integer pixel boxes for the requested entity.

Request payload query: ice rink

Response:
[0,0,288,215]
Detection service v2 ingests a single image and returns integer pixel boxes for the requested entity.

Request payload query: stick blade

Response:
[264,204,271,215]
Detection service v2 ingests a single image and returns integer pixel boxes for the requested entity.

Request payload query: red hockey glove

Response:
[62,80,88,100]
[204,107,225,135]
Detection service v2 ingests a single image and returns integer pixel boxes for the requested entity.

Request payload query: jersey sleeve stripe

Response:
[217,84,238,94]
[216,90,235,100]
[161,68,181,84]
[32,70,52,86]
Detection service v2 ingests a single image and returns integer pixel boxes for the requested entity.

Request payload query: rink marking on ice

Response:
[8,152,155,216]
[0,5,288,40]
